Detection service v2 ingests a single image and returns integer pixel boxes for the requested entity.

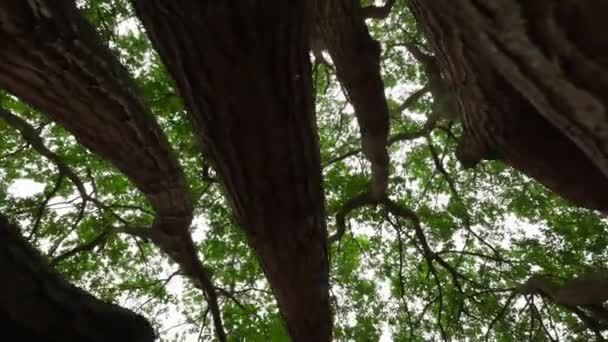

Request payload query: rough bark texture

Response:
[0,0,192,232]
[130,1,331,341]
[409,1,608,212]
[314,0,390,201]
[0,2,227,339]
[0,214,155,342]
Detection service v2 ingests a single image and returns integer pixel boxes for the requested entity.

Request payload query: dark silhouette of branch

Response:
[529,301,559,342]
[0,108,89,198]
[427,139,502,258]
[29,174,64,240]
[361,0,397,19]
[386,210,415,337]
[136,270,182,309]
[328,192,376,245]
[484,292,517,341]
[383,197,509,339]
[396,84,430,113]
[0,143,26,160]
[436,250,510,264]
[50,230,110,267]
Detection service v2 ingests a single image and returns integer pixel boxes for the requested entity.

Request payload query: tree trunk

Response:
[130,1,332,340]
[409,1,608,212]
[0,214,154,342]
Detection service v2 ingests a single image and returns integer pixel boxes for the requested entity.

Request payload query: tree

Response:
[0,214,155,341]
[1,0,608,341]
[408,1,608,211]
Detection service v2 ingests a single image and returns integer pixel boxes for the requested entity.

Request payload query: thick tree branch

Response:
[408,0,608,212]
[518,273,608,307]
[0,214,155,341]
[324,85,431,167]
[0,2,228,338]
[0,2,194,234]
[518,273,608,338]
[315,0,391,200]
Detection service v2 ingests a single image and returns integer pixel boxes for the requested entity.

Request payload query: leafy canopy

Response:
[1,1,606,341]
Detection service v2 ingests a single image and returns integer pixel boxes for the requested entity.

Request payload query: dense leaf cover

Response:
[1,1,606,341]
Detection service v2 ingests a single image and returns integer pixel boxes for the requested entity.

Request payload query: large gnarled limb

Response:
[0,2,193,232]
[130,1,331,340]
[0,214,155,342]
[314,0,391,201]
[0,2,226,340]
[408,0,608,212]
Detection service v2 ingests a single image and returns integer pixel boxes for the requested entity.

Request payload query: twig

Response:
[29,174,64,240]
[328,192,377,245]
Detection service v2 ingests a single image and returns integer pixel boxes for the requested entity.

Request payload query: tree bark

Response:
[130,1,331,340]
[0,214,155,342]
[0,0,192,233]
[0,2,227,339]
[409,0,608,212]
[314,0,390,201]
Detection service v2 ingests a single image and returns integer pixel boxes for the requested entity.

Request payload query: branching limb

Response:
[136,270,182,310]
[315,0,391,200]
[0,109,89,197]
[518,273,608,338]
[484,292,517,341]
[328,192,377,245]
[427,139,502,258]
[389,213,415,338]
[50,230,111,267]
[324,85,431,168]
[529,301,559,342]
[0,107,227,341]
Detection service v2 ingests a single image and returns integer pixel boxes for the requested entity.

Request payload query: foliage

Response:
[1,1,607,341]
